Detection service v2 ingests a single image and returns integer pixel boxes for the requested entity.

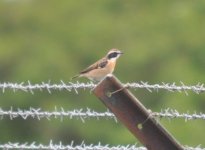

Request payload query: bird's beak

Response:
[119,51,124,55]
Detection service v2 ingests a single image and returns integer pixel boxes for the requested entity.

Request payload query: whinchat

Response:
[72,48,123,82]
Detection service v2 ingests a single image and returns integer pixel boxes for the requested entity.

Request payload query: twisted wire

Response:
[0,141,145,150]
[0,141,204,150]
[0,81,205,94]
[0,107,204,122]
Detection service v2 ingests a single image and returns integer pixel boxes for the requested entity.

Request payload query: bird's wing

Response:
[80,58,108,74]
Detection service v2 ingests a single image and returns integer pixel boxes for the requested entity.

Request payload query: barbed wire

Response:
[0,141,204,150]
[184,146,205,150]
[0,141,202,150]
[153,108,205,121]
[0,107,204,122]
[124,81,205,95]
[0,141,145,150]
[1,81,204,150]
[0,81,205,94]
[0,81,95,94]
[0,107,117,122]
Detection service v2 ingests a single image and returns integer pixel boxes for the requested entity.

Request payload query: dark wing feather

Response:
[80,58,108,74]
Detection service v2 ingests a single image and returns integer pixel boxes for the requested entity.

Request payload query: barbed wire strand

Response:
[0,141,204,150]
[0,107,204,122]
[0,81,205,94]
[0,81,96,94]
[184,145,205,150]
[125,81,205,95]
[153,108,205,121]
[0,107,117,122]
[0,141,145,150]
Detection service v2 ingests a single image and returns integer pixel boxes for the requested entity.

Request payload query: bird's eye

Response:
[108,52,118,59]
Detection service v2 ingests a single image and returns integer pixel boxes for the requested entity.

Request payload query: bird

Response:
[72,48,123,82]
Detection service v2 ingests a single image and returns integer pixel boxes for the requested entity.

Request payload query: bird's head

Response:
[106,48,123,61]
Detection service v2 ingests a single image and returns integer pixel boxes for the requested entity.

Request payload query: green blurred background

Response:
[0,0,205,147]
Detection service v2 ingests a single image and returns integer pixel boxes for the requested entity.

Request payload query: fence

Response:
[0,141,204,150]
[0,80,204,150]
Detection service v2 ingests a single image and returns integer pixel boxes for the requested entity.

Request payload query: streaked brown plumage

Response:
[72,48,123,82]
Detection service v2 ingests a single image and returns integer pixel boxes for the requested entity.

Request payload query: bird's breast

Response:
[106,60,116,73]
